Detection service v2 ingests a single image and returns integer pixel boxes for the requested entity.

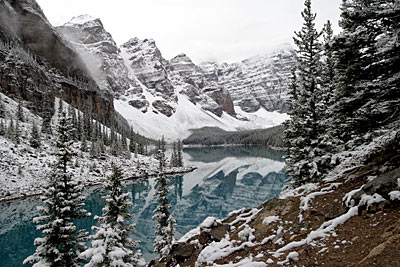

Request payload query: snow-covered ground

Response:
[0,93,193,202]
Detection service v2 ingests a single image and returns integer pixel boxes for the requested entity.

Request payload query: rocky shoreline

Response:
[151,167,400,266]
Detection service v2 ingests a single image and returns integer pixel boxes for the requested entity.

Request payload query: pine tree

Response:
[0,119,5,135]
[170,142,177,167]
[41,93,52,135]
[77,112,82,141]
[81,164,143,267]
[68,104,73,118]
[331,0,400,145]
[153,149,176,258]
[6,118,14,139]
[71,109,78,141]
[90,141,98,158]
[81,134,88,152]
[322,20,336,108]
[30,121,41,149]
[284,0,325,185]
[129,127,136,153]
[177,140,183,167]
[0,96,6,118]
[58,98,63,115]
[24,112,89,266]
[15,118,20,144]
[17,98,24,122]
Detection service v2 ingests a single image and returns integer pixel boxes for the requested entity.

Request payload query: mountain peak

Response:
[170,53,193,64]
[64,14,102,27]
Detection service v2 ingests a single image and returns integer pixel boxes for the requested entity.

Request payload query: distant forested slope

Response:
[183,125,284,147]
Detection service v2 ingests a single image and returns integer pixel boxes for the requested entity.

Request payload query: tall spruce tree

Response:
[15,118,20,144]
[322,20,336,108]
[17,98,24,122]
[153,149,176,258]
[284,0,325,185]
[41,93,53,135]
[331,0,400,145]
[0,95,5,118]
[0,120,5,135]
[30,121,41,149]
[170,142,178,167]
[6,118,14,139]
[58,98,63,115]
[176,140,183,167]
[81,164,143,267]
[24,112,89,266]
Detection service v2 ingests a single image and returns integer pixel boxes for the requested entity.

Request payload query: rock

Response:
[210,223,230,241]
[169,243,196,263]
[198,231,211,245]
[152,100,175,117]
[352,167,400,205]
[358,234,400,265]
[57,16,138,94]
[128,99,149,111]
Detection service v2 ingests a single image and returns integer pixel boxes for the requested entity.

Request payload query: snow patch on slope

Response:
[115,94,288,141]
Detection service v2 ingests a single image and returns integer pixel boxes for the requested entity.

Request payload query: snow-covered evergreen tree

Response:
[284,0,326,185]
[81,134,88,152]
[0,96,5,118]
[41,94,52,135]
[24,112,89,267]
[81,164,144,267]
[15,118,20,144]
[0,119,5,135]
[322,20,336,108]
[6,118,14,139]
[90,141,98,158]
[17,98,24,122]
[331,0,400,145]
[58,98,63,115]
[153,149,176,258]
[30,121,41,149]
[176,140,183,167]
[170,142,177,167]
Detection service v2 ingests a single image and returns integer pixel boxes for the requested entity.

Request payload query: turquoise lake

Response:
[0,146,287,265]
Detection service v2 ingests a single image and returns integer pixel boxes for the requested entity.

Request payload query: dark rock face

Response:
[210,222,231,241]
[60,81,114,125]
[0,0,89,80]
[152,100,174,117]
[128,99,149,112]
[57,15,138,95]
[0,1,118,128]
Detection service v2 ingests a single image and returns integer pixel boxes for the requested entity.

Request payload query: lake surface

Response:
[0,146,287,265]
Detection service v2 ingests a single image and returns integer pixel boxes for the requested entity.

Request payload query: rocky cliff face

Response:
[57,15,137,95]
[58,16,295,121]
[202,45,295,113]
[0,1,118,127]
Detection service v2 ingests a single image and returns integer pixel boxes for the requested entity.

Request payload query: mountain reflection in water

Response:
[0,146,287,265]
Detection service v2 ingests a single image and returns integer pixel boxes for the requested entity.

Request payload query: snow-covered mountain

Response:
[57,16,294,140]
[202,44,295,113]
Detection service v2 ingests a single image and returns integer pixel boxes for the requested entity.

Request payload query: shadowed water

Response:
[0,146,287,265]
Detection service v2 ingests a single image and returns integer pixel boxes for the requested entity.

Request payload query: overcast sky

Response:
[36,0,342,64]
